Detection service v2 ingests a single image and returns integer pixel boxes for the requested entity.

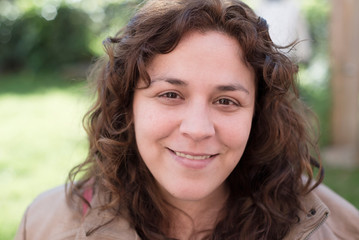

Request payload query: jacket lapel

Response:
[74,188,139,240]
[284,191,330,240]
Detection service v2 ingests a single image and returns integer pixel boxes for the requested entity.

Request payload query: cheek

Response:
[133,104,160,162]
[133,103,178,141]
[134,100,158,128]
[219,114,253,149]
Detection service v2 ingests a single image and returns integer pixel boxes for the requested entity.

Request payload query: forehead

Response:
[145,30,255,90]
[174,30,244,60]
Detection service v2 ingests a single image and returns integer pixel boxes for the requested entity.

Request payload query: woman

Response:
[15,0,359,239]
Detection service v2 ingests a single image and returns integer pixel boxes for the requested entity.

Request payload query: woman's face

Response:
[133,31,255,205]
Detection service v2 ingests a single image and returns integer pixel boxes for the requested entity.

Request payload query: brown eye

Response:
[216,98,238,106]
[164,92,179,99]
[157,91,183,105]
[158,92,181,99]
[218,99,230,105]
[158,92,182,100]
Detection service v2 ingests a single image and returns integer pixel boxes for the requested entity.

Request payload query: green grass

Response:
[0,72,89,240]
[323,165,359,208]
[0,72,358,240]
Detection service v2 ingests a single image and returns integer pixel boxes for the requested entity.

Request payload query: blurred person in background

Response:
[15,0,359,239]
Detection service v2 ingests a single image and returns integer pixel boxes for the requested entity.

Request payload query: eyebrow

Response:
[151,78,188,86]
[216,84,249,95]
[151,77,249,94]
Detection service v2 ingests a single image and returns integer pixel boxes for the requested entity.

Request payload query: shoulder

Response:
[15,184,140,240]
[312,184,359,240]
[15,185,82,240]
[286,184,359,240]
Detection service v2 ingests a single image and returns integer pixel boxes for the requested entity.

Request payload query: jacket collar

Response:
[74,188,139,240]
[74,188,329,240]
[284,190,330,240]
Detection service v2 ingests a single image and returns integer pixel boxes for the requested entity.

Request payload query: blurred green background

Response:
[0,0,358,239]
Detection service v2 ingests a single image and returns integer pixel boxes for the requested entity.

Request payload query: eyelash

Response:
[215,98,239,106]
[159,92,181,99]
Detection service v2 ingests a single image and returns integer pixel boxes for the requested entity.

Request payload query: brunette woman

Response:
[16,0,359,239]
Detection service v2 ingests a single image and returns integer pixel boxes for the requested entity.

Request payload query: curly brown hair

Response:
[68,0,323,239]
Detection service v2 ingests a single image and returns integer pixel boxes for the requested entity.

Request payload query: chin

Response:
[166,184,222,202]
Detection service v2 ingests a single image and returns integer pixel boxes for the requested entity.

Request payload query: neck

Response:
[165,185,229,239]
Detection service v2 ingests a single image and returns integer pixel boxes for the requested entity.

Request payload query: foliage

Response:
[0,6,94,72]
[301,0,331,55]
[0,0,145,73]
[299,58,331,147]
[298,0,331,147]
[88,0,142,56]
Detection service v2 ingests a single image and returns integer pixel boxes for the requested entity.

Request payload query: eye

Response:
[159,92,181,99]
[215,98,239,106]
[157,91,184,105]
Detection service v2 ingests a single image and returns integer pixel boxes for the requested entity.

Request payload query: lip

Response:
[167,148,218,169]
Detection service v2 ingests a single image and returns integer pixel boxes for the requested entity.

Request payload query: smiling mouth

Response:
[168,148,217,160]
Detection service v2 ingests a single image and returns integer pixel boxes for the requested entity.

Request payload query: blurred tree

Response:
[298,0,331,147]
[0,5,93,73]
[301,0,330,55]
[0,0,144,73]
[88,0,142,56]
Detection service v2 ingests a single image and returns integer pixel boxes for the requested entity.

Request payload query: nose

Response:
[179,102,215,141]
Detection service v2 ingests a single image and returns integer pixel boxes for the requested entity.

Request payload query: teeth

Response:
[174,151,211,160]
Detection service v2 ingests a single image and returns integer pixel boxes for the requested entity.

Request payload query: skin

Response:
[133,30,256,237]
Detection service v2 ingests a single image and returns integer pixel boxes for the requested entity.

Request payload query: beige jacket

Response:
[15,184,359,240]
